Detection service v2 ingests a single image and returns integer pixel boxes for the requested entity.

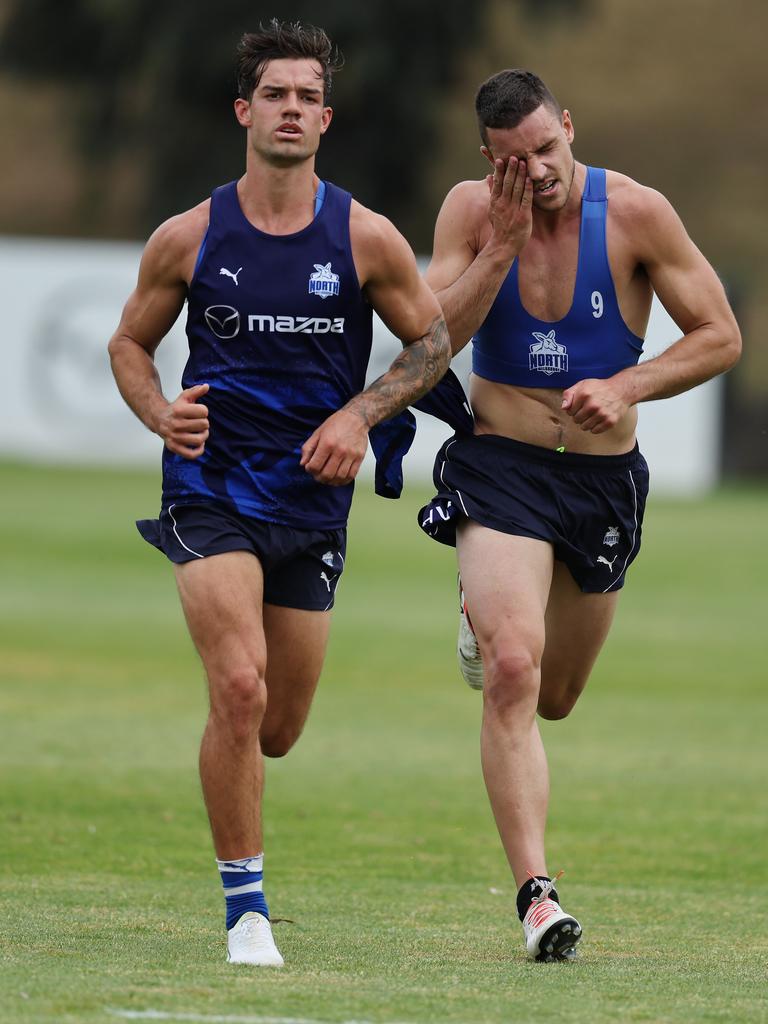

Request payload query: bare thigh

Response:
[259,603,332,757]
[174,550,266,691]
[457,521,553,696]
[538,560,620,720]
[457,523,619,718]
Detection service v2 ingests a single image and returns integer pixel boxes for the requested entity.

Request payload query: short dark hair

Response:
[475,69,562,145]
[236,19,344,101]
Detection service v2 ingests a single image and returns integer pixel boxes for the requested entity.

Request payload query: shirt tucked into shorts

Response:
[137,503,346,611]
[418,433,649,593]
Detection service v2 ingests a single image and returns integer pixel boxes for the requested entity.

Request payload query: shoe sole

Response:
[457,651,484,690]
[227,953,284,966]
[533,917,582,962]
[457,577,483,691]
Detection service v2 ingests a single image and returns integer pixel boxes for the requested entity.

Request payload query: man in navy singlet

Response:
[108,21,451,967]
[419,69,740,961]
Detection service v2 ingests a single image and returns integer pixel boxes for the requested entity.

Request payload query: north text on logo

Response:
[529,329,568,376]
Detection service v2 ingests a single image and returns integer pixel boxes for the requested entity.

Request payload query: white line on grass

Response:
[108,1009,418,1024]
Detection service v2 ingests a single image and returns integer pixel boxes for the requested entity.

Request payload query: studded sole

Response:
[534,918,582,962]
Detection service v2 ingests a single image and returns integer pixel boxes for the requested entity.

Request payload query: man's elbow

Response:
[428,314,453,378]
[107,333,124,370]
[719,319,742,373]
[108,331,148,370]
[438,335,452,377]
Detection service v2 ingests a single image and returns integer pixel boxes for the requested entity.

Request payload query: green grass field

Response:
[1,460,766,1024]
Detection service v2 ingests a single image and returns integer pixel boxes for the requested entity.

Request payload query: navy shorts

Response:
[418,433,649,593]
[137,503,346,611]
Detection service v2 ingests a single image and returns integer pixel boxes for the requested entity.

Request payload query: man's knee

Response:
[210,665,268,739]
[483,647,540,717]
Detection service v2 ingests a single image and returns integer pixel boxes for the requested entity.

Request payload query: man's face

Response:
[483,104,575,210]
[234,58,332,166]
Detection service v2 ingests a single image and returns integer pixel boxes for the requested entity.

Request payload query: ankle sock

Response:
[517,875,559,921]
[217,853,269,929]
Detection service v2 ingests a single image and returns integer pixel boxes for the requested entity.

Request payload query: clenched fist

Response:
[157,383,210,458]
[300,408,369,486]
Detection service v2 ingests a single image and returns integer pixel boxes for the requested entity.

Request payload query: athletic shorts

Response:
[418,433,649,593]
[136,503,346,611]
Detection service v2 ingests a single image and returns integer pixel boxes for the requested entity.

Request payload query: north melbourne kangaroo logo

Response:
[529,330,568,376]
[308,262,340,299]
[204,305,240,339]
[597,555,618,572]
[219,266,242,285]
[603,526,620,547]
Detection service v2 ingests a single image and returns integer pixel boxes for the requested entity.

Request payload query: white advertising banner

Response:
[1,236,720,493]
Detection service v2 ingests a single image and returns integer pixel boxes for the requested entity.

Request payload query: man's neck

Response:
[237,156,318,234]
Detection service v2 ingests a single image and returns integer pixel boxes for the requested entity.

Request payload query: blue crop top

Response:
[472,166,644,388]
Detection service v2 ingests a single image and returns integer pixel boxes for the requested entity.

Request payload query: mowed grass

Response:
[0,459,766,1024]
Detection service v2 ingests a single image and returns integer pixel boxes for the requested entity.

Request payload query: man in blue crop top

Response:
[419,69,740,961]
[108,21,451,968]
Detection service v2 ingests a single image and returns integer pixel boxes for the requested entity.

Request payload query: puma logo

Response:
[320,571,336,592]
[219,266,242,285]
[597,555,617,571]
[220,858,261,873]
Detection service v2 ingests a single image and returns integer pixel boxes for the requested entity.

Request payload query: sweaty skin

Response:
[107,56,451,871]
[426,105,740,453]
[109,59,451,485]
[424,99,741,904]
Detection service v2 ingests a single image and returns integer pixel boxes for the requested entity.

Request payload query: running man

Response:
[108,21,451,967]
[418,69,740,961]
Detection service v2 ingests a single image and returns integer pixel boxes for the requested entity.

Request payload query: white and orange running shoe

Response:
[522,876,582,962]
[457,577,484,691]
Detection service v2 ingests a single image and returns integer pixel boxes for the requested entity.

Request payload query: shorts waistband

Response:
[461,433,642,472]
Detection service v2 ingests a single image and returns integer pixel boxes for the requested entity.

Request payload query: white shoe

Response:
[522,883,582,962]
[457,578,484,690]
[226,912,284,966]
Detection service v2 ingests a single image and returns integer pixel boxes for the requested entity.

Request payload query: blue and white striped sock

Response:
[217,853,269,929]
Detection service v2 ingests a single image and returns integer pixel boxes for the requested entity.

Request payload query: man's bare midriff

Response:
[470,375,638,455]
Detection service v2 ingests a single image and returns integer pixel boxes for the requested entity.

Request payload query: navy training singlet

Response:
[162,179,373,530]
[472,166,644,388]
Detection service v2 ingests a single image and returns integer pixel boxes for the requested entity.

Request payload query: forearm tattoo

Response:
[346,316,451,427]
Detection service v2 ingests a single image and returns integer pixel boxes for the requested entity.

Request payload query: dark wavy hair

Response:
[236,19,344,102]
[475,69,562,145]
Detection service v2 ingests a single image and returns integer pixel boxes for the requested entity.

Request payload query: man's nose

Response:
[527,157,547,181]
[281,93,301,116]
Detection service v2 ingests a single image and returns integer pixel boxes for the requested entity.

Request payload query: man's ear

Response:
[562,109,574,145]
[234,98,252,128]
[319,105,333,135]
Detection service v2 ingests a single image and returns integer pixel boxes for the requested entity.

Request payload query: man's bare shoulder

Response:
[440,178,490,221]
[432,179,492,257]
[349,197,393,246]
[606,170,680,235]
[144,200,211,276]
[349,199,417,283]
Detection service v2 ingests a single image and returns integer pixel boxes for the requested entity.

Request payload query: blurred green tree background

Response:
[0,0,764,473]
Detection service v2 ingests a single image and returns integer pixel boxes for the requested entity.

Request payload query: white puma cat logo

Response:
[597,555,617,571]
[320,571,336,592]
[219,266,242,285]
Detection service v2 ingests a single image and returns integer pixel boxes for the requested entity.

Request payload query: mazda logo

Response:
[204,304,240,339]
